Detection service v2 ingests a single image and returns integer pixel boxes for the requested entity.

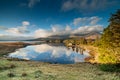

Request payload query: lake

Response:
[8,43,91,64]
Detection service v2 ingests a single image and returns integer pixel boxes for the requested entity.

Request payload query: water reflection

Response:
[9,44,90,64]
[67,46,85,55]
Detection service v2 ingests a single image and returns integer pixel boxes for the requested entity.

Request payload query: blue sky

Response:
[0,0,120,40]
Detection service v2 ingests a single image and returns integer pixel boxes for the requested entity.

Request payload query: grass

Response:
[0,59,120,80]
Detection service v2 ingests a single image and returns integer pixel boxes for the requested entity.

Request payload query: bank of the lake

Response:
[78,45,99,63]
[0,42,32,56]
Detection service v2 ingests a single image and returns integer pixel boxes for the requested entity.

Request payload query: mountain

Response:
[31,32,101,41]
[84,32,101,39]
[66,32,101,39]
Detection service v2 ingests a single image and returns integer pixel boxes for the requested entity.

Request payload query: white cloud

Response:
[34,24,72,38]
[65,25,71,31]
[51,24,64,32]
[73,16,101,26]
[33,16,103,38]
[62,0,119,12]
[28,0,40,8]
[34,25,103,38]
[6,28,21,34]
[5,21,30,35]
[73,17,86,26]
[22,21,30,26]
[61,0,74,11]
[34,29,52,38]
[73,25,103,34]
[34,16,103,38]
[90,16,101,25]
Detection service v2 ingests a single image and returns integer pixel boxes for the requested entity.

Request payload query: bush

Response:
[34,70,43,78]
[9,64,16,69]
[21,72,27,77]
[7,72,15,77]
[99,63,120,72]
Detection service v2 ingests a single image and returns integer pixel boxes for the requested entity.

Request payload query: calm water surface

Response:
[9,44,90,64]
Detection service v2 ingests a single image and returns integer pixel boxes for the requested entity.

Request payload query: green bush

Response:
[21,72,27,77]
[34,70,43,78]
[99,63,120,72]
[7,72,15,77]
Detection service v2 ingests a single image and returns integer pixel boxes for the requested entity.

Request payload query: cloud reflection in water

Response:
[9,44,90,64]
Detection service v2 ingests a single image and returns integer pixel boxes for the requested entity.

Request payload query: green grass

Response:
[0,58,120,80]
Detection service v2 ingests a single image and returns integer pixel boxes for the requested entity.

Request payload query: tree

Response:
[101,9,120,48]
[99,9,120,63]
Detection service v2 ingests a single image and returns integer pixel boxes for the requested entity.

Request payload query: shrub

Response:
[9,64,16,69]
[21,72,27,77]
[7,72,15,77]
[34,70,43,78]
[99,63,120,72]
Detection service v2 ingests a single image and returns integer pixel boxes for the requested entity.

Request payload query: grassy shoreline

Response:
[1,58,120,80]
[0,42,32,56]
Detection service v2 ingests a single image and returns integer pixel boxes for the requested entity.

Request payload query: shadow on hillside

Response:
[99,63,120,73]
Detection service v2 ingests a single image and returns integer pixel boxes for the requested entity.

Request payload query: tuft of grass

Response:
[9,64,16,69]
[7,72,15,77]
[21,72,27,77]
[34,70,43,78]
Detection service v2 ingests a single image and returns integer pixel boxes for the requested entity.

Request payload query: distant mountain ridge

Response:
[31,32,101,41]
[84,32,101,39]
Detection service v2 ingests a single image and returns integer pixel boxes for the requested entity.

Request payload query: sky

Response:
[0,0,120,40]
